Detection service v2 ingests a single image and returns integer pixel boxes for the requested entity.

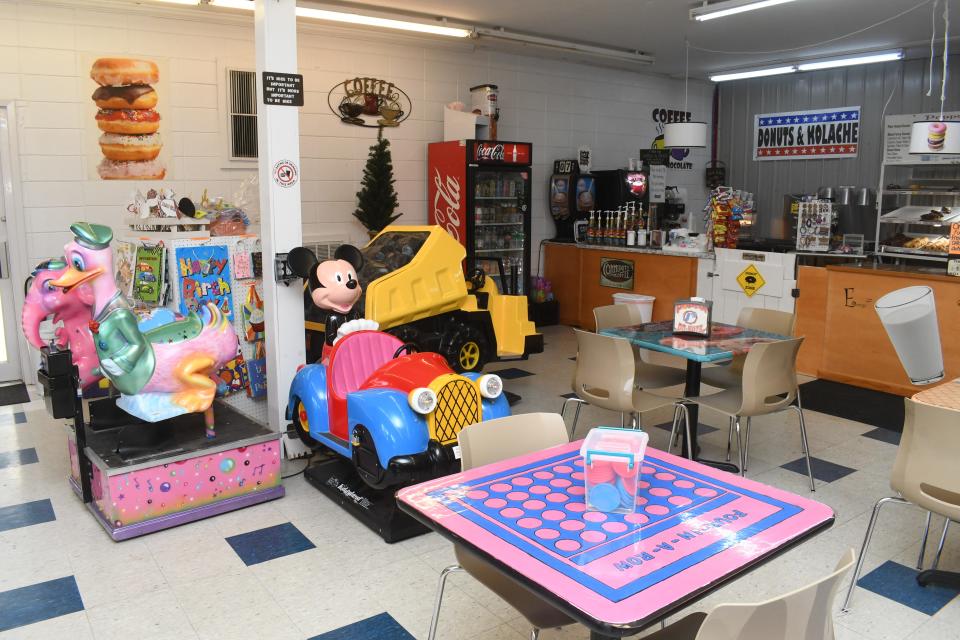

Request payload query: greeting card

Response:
[174,244,234,317]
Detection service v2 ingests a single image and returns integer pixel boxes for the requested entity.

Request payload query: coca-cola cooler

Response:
[428,139,532,296]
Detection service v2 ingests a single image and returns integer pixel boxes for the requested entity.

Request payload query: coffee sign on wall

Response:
[600,258,635,290]
[327,76,411,128]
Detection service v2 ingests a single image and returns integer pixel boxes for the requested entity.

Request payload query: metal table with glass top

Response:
[599,321,790,473]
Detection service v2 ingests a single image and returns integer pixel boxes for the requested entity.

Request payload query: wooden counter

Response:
[795,263,960,396]
[543,243,700,329]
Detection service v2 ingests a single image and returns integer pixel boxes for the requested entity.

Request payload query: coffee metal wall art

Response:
[327,77,411,128]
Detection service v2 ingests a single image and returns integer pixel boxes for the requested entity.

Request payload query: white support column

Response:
[255,0,306,455]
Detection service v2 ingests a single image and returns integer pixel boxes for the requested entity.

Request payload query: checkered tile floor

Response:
[1,325,958,639]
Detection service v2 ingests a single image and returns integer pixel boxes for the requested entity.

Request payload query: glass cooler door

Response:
[470,168,530,296]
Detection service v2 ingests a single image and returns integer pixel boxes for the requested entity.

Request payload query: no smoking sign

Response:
[273,160,298,188]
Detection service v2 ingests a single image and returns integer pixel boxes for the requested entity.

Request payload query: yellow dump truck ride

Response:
[355,225,542,372]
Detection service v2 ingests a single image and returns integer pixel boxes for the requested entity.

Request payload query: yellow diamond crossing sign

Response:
[737,264,765,297]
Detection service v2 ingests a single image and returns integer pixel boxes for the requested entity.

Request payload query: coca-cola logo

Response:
[432,168,462,241]
[476,144,504,161]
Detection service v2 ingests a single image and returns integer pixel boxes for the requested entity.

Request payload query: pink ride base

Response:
[88,439,283,541]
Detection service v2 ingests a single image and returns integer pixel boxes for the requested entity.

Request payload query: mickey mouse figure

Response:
[286,244,377,350]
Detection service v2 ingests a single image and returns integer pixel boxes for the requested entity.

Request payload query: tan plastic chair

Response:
[645,549,855,640]
[675,337,815,490]
[842,399,960,611]
[593,304,687,372]
[698,308,797,465]
[561,329,692,447]
[700,308,796,389]
[428,413,573,640]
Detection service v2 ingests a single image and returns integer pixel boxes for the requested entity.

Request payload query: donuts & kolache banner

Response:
[88,57,167,180]
[753,106,861,161]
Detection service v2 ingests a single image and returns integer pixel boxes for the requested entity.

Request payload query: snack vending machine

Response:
[428,139,533,296]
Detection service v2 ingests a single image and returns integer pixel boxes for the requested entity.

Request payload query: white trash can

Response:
[612,292,655,323]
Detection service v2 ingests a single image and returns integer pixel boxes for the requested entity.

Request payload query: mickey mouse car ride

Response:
[286,329,509,489]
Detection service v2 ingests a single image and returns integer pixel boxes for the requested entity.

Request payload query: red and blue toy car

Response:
[286,329,509,489]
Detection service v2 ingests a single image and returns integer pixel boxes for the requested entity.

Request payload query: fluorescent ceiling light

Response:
[691,0,795,21]
[473,27,654,64]
[797,49,903,71]
[295,6,469,37]
[206,1,469,37]
[710,65,796,82]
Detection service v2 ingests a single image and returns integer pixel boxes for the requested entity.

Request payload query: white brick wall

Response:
[2,0,711,272]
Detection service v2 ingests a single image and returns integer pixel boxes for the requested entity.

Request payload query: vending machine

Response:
[549,159,595,241]
[428,140,533,296]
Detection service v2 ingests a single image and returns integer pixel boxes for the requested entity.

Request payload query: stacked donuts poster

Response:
[90,57,165,180]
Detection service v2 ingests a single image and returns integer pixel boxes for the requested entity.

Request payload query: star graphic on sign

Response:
[759,119,766,125]
[852,112,859,118]
[776,118,783,124]
[829,146,835,153]
[831,113,838,120]
[848,146,856,152]
[794,117,801,123]
[803,116,810,122]
[775,149,781,154]
[840,112,848,119]
[812,115,819,122]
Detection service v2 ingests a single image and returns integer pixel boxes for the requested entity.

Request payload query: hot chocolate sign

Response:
[327,76,411,128]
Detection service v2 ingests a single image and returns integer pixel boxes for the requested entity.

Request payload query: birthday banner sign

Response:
[753,106,860,160]
[175,245,234,317]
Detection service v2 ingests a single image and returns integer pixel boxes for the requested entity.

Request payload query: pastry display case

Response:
[877,177,960,262]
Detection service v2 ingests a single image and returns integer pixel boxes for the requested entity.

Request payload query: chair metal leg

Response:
[679,403,694,461]
[918,511,933,570]
[791,404,815,492]
[668,404,682,450]
[621,412,626,428]
[743,417,752,472]
[734,418,745,476]
[841,496,909,612]
[726,417,734,462]
[428,564,464,640]
[932,519,951,570]
[530,629,540,640]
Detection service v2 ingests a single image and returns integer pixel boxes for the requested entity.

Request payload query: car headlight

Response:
[408,387,437,414]
[478,374,503,399]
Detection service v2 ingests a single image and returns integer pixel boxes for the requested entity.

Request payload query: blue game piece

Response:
[590,482,620,512]
[616,477,635,508]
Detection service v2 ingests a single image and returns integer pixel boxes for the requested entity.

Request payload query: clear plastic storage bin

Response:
[579,427,649,514]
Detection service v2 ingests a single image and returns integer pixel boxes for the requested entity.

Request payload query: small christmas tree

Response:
[353,128,402,234]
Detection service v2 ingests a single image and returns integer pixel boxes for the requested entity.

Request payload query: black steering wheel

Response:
[393,343,419,359]
[468,268,486,292]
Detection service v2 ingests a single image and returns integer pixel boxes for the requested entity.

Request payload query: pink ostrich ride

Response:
[21,258,101,390]
[49,223,239,438]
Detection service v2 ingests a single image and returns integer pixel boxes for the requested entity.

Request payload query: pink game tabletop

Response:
[397,441,834,638]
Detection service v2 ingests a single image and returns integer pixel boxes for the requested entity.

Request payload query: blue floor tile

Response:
[781,456,855,483]
[858,560,960,615]
[225,522,315,566]
[0,499,55,533]
[862,427,901,446]
[308,613,415,640]
[0,448,38,470]
[0,576,84,632]
[0,413,26,426]
[494,367,534,380]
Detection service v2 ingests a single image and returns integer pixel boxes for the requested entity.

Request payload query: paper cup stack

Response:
[91,58,165,180]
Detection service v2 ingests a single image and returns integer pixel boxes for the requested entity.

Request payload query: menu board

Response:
[796,201,832,252]
[884,111,960,165]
